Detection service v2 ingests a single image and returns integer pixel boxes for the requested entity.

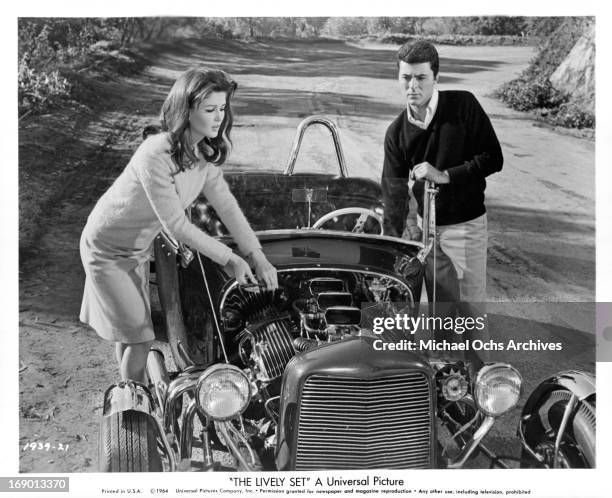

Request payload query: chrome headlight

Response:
[474,363,522,417]
[195,364,251,421]
[441,374,469,402]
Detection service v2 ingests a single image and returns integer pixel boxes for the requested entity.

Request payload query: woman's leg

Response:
[117,340,154,384]
[115,343,127,366]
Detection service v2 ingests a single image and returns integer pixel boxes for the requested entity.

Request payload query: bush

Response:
[549,101,595,129]
[494,77,567,112]
[379,33,529,46]
[494,17,594,129]
[18,57,71,116]
[322,17,370,37]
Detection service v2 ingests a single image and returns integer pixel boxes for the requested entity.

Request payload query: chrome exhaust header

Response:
[146,348,170,409]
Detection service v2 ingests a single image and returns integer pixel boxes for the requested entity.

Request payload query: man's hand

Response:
[403,217,422,241]
[412,162,450,184]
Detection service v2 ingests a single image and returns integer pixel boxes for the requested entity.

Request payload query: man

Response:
[381,40,503,359]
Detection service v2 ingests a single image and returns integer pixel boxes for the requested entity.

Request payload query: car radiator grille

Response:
[295,373,433,470]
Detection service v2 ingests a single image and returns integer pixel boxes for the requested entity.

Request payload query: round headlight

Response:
[474,363,522,417]
[196,364,251,421]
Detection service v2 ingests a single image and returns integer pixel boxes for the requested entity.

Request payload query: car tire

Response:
[99,411,163,472]
[520,390,595,468]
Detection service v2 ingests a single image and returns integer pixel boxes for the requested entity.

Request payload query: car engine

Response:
[221,271,413,384]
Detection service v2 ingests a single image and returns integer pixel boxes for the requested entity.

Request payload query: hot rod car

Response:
[99,117,596,471]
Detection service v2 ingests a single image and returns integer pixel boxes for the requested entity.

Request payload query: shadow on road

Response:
[150,38,503,81]
[234,86,401,119]
[487,204,594,235]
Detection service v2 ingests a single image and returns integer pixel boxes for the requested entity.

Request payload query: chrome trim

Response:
[164,371,203,434]
[447,415,496,468]
[176,341,195,368]
[180,399,198,462]
[151,413,178,472]
[421,180,438,247]
[295,373,433,469]
[551,370,596,400]
[518,415,546,466]
[554,393,578,468]
[158,231,179,255]
[441,395,510,469]
[146,349,170,409]
[416,238,434,264]
[518,369,596,468]
[158,231,194,268]
[284,116,348,177]
[215,421,260,471]
[201,426,214,468]
[250,228,423,249]
[102,381,155,417]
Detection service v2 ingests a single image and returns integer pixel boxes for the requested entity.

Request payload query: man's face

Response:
[398,61,438,109]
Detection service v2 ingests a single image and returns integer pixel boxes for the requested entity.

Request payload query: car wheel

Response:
[99,411,163,472]
[520,390,595,468]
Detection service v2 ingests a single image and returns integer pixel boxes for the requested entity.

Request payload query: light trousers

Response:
[418,213,490,364]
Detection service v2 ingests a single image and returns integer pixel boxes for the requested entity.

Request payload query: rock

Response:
[549,23,595,113]
[90,40,117,51]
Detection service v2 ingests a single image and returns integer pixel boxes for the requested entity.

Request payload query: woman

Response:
[80,68,277,384]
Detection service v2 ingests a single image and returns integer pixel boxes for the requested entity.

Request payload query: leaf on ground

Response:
[22,406,44,419]
[43,406,57,421]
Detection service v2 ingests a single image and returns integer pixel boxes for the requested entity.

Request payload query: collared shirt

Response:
[407,88,439,130]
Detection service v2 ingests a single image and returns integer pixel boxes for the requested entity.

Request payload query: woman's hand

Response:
[223,254,258,285]
[248,249,278,291]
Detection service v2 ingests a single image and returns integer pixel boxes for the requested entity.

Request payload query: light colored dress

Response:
[79,132,261,344]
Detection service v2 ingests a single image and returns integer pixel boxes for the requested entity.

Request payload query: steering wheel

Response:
[312,208,384,235]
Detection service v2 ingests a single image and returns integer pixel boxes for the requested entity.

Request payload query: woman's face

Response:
[189,91,227,142]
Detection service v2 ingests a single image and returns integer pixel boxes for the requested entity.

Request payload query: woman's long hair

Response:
[160,68,237,171]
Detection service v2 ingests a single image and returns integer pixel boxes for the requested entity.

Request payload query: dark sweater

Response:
[381,90,503,235]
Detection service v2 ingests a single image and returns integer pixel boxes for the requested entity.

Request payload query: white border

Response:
[4,2,611,497]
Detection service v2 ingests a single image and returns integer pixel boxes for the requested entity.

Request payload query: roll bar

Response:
[283,116,349,177]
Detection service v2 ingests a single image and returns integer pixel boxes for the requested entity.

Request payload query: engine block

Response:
[239,315,295,382]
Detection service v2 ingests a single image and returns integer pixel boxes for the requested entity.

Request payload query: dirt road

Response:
[17,39,595,472]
